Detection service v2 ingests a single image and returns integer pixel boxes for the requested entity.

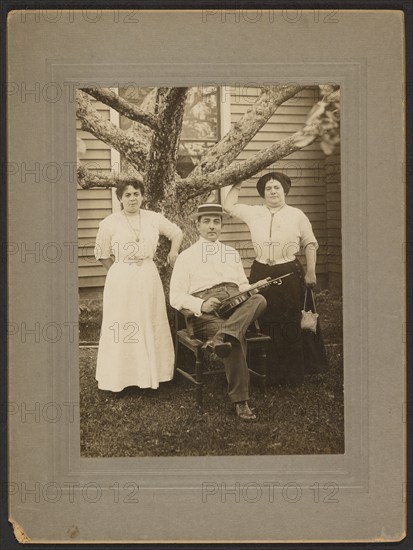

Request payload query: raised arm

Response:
[223,183,242,212]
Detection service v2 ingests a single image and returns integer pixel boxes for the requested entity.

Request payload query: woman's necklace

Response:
[266,203,285,240]
[123,210,141,242]
[266,203,285,215]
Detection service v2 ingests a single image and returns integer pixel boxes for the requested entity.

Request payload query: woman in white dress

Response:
[94,180,183,392]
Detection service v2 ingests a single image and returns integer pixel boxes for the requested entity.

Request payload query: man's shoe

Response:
[235,402,257,422]
[202,339,232,359]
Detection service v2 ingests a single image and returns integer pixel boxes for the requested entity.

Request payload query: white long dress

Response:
[94,209,180,391]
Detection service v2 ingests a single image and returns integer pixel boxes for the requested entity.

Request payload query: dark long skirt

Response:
[249,258,328,385]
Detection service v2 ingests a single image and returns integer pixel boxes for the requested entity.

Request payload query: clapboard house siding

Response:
[77,100,116,289]
[325,147,342,289]
[221,87,329,282]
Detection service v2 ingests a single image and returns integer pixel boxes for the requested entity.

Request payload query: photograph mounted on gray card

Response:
[77,84,343,457]
[7,8,406,544]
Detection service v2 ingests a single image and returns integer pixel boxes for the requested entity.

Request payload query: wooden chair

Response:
[173,309,271,407]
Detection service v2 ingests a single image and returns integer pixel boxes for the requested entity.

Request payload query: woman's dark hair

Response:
[115,180,145,202]
[256,172,291,198]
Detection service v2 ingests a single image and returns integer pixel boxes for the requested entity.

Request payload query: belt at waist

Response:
[191,282,238,299]
[255,257,296,266]
[117,257,153,266]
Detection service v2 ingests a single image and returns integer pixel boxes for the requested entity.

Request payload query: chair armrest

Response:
[180,308,195,318]
[246,319,264,337]
[180,308,196,338]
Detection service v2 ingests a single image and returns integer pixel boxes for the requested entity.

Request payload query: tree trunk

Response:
[144,88,189,208]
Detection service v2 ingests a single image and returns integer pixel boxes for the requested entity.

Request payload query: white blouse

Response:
[226,203,318,265]
[94,209,182,262]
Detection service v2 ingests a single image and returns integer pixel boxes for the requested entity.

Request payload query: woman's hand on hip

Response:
[304,271,317,287]
[167,251,179,267]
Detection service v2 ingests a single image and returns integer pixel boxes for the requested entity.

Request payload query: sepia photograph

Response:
[76,84,343,457]
[6,8,406,543]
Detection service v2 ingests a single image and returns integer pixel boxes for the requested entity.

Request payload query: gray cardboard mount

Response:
[7,10,405,543]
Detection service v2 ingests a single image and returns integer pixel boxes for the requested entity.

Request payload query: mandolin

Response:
[216,273,293,318]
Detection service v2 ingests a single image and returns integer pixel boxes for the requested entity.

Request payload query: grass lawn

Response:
[79,290,344,457]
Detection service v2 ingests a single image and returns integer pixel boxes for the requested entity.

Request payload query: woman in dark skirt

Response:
[224,172,328,385]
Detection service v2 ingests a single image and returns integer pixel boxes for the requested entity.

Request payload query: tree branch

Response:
[77,164,143,189]
[179,133,310,198]
[180,89,339,199]
[187,84,306,181]
[80,87,159,131]
[76,89,149,174]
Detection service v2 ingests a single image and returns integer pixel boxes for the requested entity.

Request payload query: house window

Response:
[177,87,218,177]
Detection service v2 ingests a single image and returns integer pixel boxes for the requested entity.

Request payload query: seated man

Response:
[170,203,267,421]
